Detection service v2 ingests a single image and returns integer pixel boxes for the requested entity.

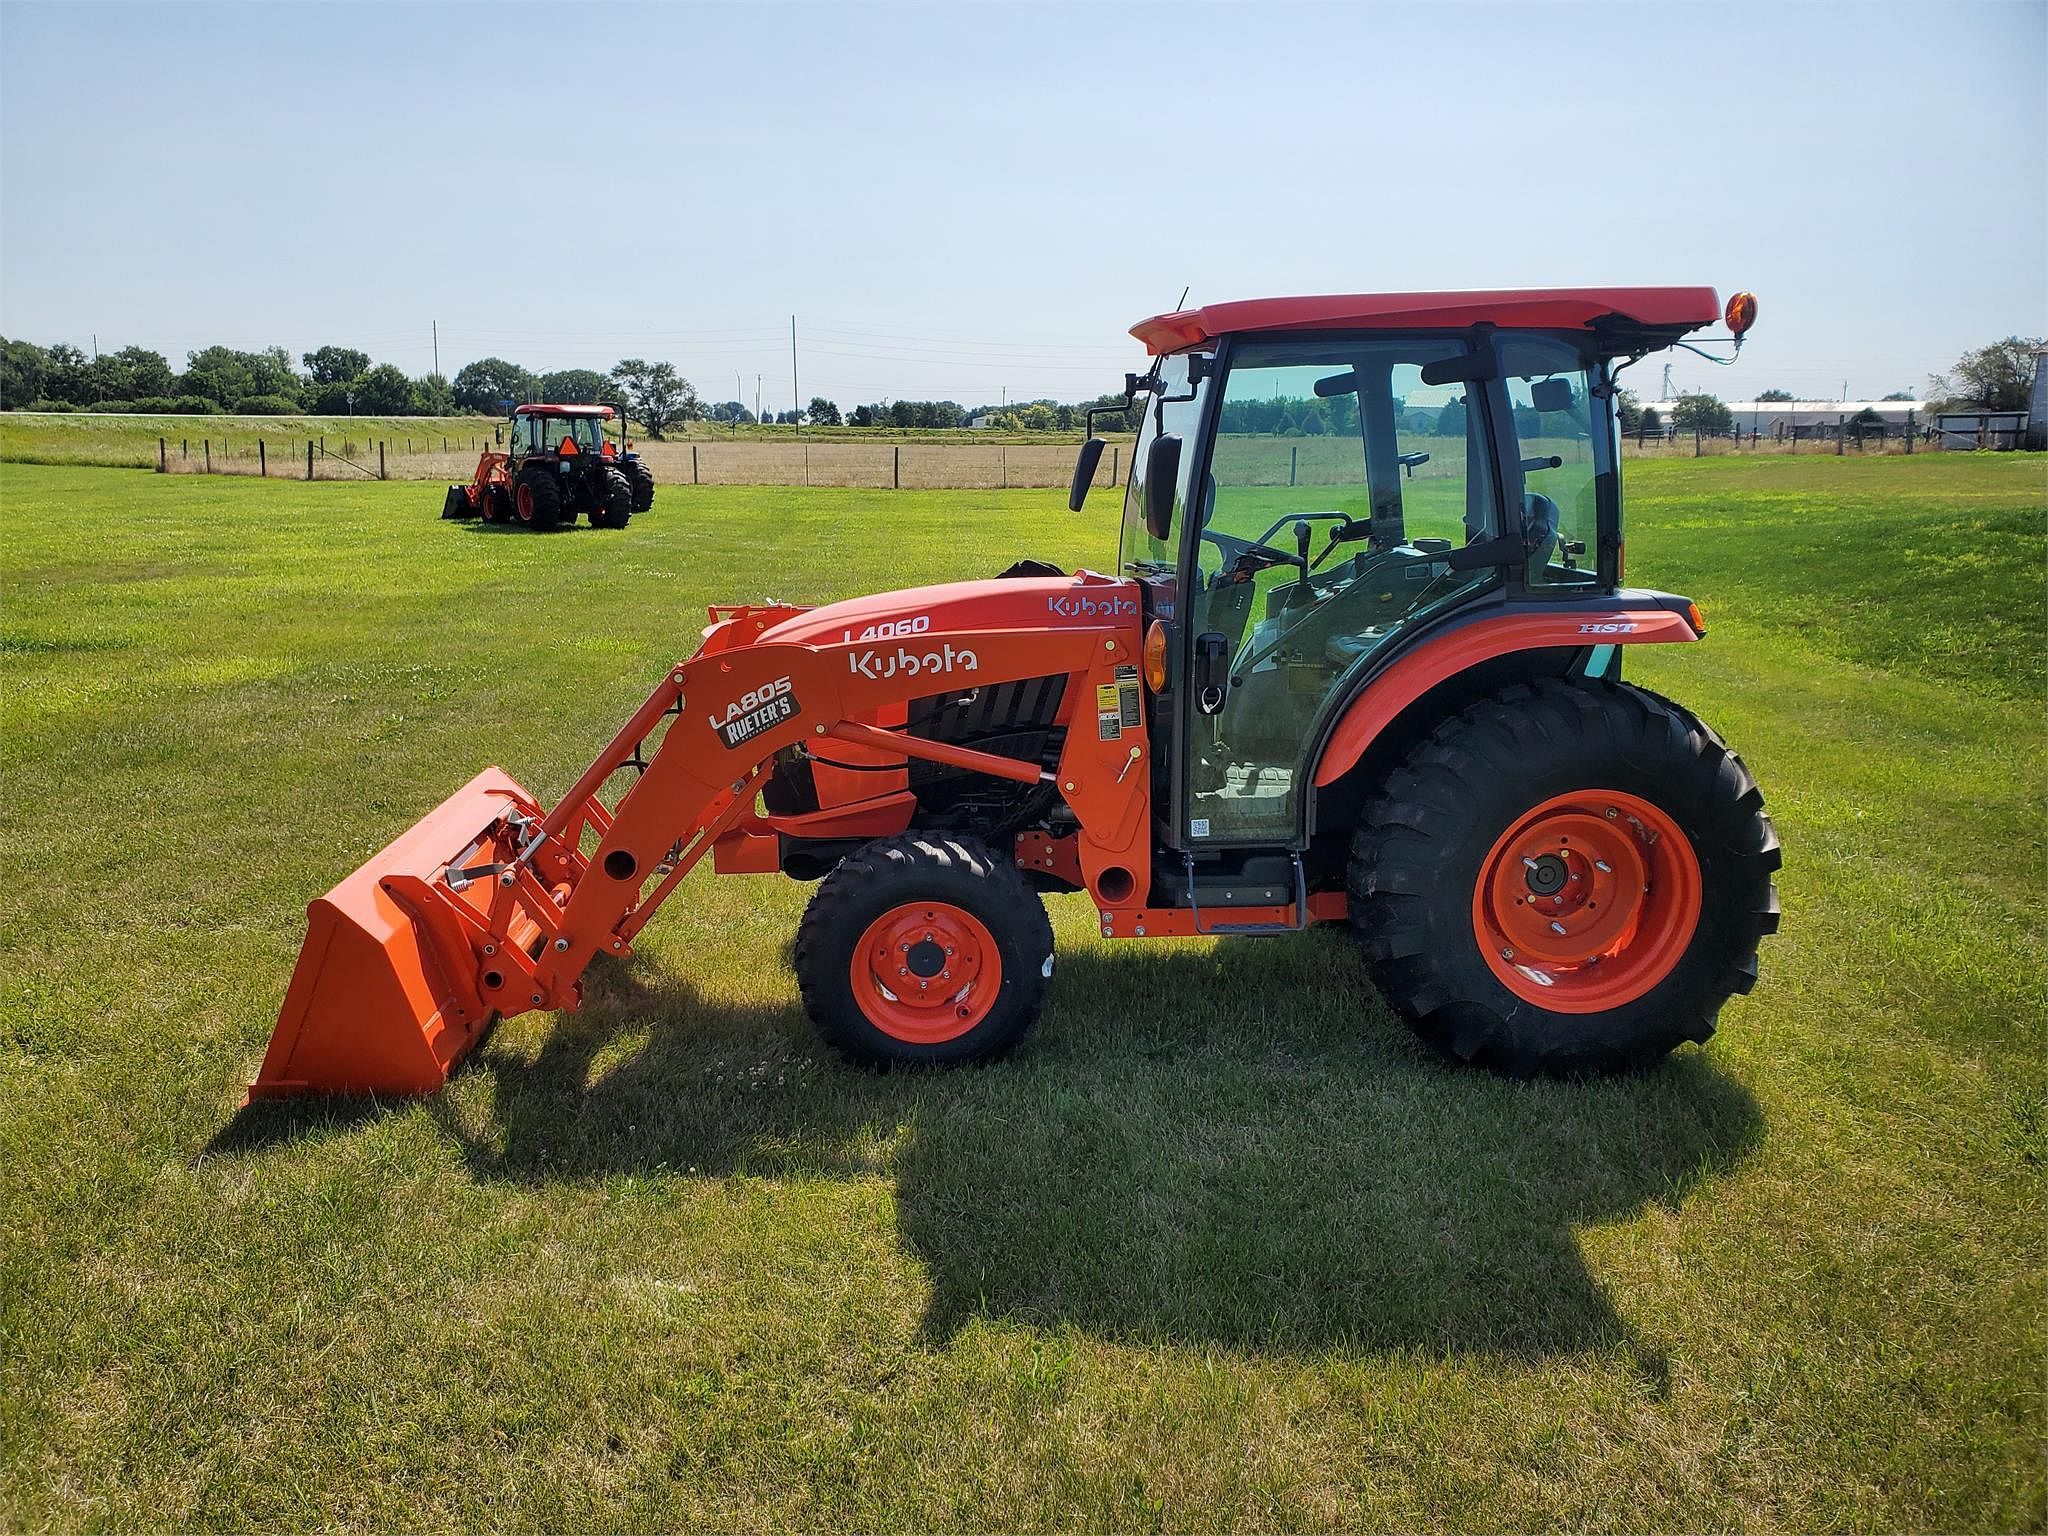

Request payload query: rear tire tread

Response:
[1347,679,1780,1077]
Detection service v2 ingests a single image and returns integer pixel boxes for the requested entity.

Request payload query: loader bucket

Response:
[249,767,541,1101]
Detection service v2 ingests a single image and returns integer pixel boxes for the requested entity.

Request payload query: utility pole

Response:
[755,374,761,425]
[432,321,439,378]
[790,315,800,438]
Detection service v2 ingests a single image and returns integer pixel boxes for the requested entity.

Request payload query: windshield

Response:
[1118,353,1209,573]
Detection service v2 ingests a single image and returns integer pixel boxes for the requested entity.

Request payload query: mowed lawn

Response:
[1,455,2041,1531]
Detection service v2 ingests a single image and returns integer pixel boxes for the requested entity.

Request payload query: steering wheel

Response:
[1202,510,1356,579]
[1200,525,1300,582]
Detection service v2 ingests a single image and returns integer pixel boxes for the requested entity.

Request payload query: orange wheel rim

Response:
[850,901,1002,1044]
[516,484,535,522]
[1473,789,1700,1013]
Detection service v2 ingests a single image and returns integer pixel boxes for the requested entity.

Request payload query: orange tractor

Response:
[255,287,1778,1098]
[441,403,655,529]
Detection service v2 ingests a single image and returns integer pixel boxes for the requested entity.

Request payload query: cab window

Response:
[1499,337,1606,589]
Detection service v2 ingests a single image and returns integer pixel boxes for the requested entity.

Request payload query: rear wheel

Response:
[513,469,561,529]
[795,834,1053,1067]
[1348,680,1779,1076]
[591,467,634,528]
[626,461,655,512]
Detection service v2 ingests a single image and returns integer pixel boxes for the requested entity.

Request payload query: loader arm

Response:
[252,578,1148,1099]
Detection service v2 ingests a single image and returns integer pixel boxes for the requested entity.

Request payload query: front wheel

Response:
[1348,680,1780,1077]
[795,834,1053,1067]
[625,461,655,512]
[591,467,634,528]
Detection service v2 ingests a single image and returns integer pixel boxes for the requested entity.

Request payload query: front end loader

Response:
[254,287,1779,1099]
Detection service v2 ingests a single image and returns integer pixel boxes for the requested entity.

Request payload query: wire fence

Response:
[146,415,2019,486]
[152,434,1132,490]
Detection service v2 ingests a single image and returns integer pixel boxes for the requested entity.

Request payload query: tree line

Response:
[0,338,462,417]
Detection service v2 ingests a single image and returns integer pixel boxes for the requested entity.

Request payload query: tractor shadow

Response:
[453,521,583,536]
[429,925,1763,1365]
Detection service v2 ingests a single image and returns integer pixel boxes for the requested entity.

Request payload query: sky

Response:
[3,1,2043,411]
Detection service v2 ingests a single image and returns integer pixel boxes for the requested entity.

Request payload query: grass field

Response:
[1,454,2042,1530]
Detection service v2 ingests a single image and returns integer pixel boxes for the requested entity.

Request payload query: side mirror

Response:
[1144,433,1182,541]
[1068,436,1106,511]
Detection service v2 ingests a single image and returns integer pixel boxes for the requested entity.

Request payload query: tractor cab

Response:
[1098,289,1750,857]
[510,404,615,462]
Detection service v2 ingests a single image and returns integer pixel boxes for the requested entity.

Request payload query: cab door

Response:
[1180,335,1505,849]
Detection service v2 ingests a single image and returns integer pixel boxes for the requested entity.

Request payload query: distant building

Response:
[968,415,994,430]
[1714,400,1925,441]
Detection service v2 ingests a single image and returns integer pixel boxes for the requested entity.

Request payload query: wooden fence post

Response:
[182,437,189,460]
[1836,415,1846,455]
[1290,444,1299,485]
[1905,410,1915,454]
[1111,445,1119,485]
[1001,446,1008,489]
[379,441,386,479]
[258,440,266,477]
[158,438,166,473]
[307,441,314,480]
[893,445,900,489]
[691,444,700,484]
[204,439,211,473]
[1693,428,1702,458]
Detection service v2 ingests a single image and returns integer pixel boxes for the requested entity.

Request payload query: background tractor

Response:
[441,404,655,530]
[261,287,1778,1100]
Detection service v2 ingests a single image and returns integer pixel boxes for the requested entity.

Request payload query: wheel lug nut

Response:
[1594,859,1612,872]
[1604,807,1619,819]
[1549,920,1568,936]
[1500,947,1514,960]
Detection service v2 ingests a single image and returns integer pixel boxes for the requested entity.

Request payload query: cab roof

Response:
[513,403,616,418]
[1129,288,1721,355]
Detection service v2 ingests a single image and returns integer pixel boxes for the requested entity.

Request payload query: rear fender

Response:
[1311,606,1699,789]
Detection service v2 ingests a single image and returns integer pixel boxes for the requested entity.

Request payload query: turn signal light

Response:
[1143,620,1169,691]
[1724,291,1757,337]
[1686,601,1708,635]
